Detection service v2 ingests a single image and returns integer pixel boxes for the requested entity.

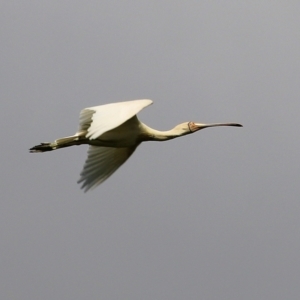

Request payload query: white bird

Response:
[30,99,242,192]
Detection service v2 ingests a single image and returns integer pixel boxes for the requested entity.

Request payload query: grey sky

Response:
[1,1,300,299]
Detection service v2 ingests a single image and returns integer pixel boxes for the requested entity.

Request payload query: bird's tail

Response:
[29,135,81,153]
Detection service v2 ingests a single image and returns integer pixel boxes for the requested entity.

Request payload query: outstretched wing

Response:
[78,99,153,140]
[78,146,137,192]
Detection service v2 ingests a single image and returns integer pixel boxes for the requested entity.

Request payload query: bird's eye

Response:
[188,122,196,132]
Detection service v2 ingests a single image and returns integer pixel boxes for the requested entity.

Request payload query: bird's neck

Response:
[140,123,182,142]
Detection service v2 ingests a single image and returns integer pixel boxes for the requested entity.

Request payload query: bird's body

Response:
[30,99,242,191]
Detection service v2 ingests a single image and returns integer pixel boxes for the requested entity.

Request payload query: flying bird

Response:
[30,99,242,191]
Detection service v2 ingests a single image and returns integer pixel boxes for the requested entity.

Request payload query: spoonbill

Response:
[30,99,242,191]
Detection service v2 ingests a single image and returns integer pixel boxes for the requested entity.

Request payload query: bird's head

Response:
[174,122,243,136]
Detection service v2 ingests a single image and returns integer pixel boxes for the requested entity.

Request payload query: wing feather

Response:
[78,99,152,139]
[78,146,137,192]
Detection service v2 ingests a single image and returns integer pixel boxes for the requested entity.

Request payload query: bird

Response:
[30,99,242,192]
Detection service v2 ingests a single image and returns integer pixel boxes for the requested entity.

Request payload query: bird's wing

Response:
[78,99,153,140]
[77,146,137,192]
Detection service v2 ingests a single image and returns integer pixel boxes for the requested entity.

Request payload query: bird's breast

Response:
[88,128,140,148]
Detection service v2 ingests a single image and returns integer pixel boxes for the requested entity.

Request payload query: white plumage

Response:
[30,99,242,192]
[81,99,152,140]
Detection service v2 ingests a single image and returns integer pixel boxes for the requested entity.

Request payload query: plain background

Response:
[1,1,300,299]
